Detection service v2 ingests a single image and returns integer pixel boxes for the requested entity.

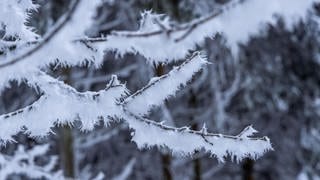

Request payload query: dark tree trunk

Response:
[162,153,173,180]
[155,64,173,180]
[193,156,201,180]
[190,92,201,180]
[242,158,254,180]
[59,126,75,178]
[59,68,75,178]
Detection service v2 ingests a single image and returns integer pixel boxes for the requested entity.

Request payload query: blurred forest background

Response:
[1,0,320,179]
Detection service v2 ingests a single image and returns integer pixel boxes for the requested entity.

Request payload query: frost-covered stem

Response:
[0,49,271,162]
[122,107,269,143]
[0,37,104,54]
[0,71,125,142]
[0,0,223,55]
[122,105,271,162]
[109,0,242,39]
[122,51,207,114]
[0,0,240,56]
[0,0,80,68]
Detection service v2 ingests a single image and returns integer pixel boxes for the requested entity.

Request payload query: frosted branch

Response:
[0,0,290,163]
[0,72,126,142]
[0,51,207,141]
[0,0,103,91]
[0,54,272,162]
[123,108,272,162]
[0,0,80,68]
[102,0,315,62]
[122,52,208,116]
[1,0,315,66]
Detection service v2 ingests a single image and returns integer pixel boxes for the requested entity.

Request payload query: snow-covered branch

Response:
[0,73,126,142]
[0,51,206,142]
[100,0,315,63]
[0,0,291,164]
[116,52,272,162]
[0,0,103,91]
[124,109,272,162]
[0,0,80,68]
[0,51,272,162]
[2,0,314,65]
[122,52,208,116]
